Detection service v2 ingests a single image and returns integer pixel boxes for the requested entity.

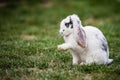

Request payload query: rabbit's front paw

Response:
[57,45,68,51]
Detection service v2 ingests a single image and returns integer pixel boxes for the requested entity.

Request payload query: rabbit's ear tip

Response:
[71,14,79,19]
[72,14,78,17]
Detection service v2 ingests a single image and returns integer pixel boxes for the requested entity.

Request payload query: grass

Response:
[0,0,120,80]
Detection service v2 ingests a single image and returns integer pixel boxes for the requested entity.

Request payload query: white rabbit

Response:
[58,14,113,65]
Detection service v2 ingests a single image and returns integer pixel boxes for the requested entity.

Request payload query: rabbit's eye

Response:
[65,17,73,28]
[65,23,69,28]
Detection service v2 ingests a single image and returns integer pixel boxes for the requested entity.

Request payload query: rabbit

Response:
[57,14,113,65]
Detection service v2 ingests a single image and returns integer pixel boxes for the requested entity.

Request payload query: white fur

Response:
[58,14,113,65]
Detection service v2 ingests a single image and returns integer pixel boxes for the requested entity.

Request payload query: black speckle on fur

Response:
[96,33,108,52]
[95,34,99,39]
[70,17,73,28]
[77,20,80,24]
[101,38,108,52]
[71,24,73,28]
[65,17,73,28]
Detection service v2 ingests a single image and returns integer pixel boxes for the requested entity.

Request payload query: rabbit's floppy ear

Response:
[71,14,87,48]
[77,26,87,48]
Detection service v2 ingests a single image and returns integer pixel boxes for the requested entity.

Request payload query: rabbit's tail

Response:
[107,59,113,64]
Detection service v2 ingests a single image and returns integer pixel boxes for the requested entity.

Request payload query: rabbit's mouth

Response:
[60,32,70,37]
[60,32,65,36]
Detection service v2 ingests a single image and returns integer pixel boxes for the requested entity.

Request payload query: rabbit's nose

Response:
[60,29,65,33]
[59,30,63,34]
[59,30,64,36]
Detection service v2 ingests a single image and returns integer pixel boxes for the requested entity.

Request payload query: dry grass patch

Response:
[21,34,36,40]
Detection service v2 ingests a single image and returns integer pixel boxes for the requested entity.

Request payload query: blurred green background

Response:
[0,0,120,80]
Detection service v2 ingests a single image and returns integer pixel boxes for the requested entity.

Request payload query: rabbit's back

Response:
[84,26,108,53]
[81,26,110,64]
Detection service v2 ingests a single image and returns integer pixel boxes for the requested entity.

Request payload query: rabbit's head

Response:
[59,14,87,48]
[59,15,74,37]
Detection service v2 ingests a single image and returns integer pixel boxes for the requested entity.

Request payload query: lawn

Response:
[0,0,120,80]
